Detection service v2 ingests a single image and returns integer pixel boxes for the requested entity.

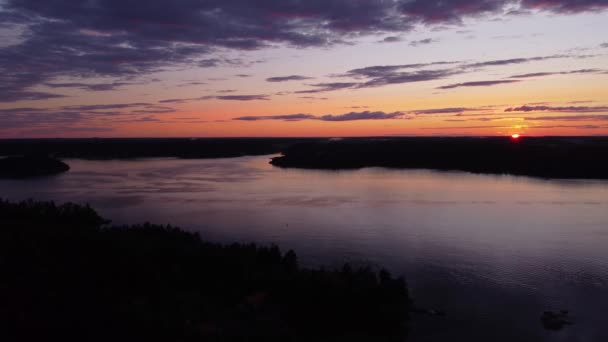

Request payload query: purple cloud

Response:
[409,38,439,46]
[1,0,607,102]
[505,105,608,112]
[509,69,602,78]
[266,75,314,82]
[233,111,406,122]
[438,80,520,89]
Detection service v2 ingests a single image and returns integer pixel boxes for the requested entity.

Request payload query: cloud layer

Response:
[2,0,607,102]
[233,111,407,122]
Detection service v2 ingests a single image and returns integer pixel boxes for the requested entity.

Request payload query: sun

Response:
[511,134,520,139]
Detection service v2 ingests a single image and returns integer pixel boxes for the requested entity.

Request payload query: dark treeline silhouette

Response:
[0,156,70,178]
[271,137,608,179]
[0,138,320,159]
[0,199,410,341]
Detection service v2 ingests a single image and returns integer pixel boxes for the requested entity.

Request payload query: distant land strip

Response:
[270,137,608,180]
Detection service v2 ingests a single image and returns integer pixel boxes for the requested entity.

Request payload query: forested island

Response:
[0,199,410,341]
[271,137,608,179]
[0,156,70,179]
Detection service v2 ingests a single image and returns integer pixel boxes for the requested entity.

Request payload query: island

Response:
[0,156,70,179]
[0,199,411,341]
[271,137,608,179]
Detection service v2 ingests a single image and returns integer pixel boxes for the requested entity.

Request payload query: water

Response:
[2,155,608,341]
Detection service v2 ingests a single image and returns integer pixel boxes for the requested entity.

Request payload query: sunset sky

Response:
[1,0,607,138]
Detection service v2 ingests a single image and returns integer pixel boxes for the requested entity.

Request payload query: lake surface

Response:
[2,155,608,341]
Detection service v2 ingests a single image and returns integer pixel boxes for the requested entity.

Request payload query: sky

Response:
[1,0,607,138]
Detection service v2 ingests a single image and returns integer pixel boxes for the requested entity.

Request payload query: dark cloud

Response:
[216,94,269,101]
[509,69,602,78]
[299,96,328,100]
[362,69,461,88]
[295,82,359,94]
[601,43,608,48]
[233,111,406,122]
[344,61,458,79]
[444,118,503,122]
[0,102,174,132]
[422,124,507,130]
[409,38,438,46]
[62,103,153,111]
[325,53,587,92]
[412,107,482,115]
[528,124,606,129]
[319,111,406,121]
[399,0,508,24]
[177,81,207,87]
[438,80,520,89]
[266,75,314,82]
[0,90,66,102]
[521,0,608,13]
[379,36,403,43]
[525,115,608,121]
[198,58,261,69]
[505,105,608,112]
[467,55,564,68]
[1,0,607,102]
[233,114,317,121]
[44,81,133,91]
[158,94,269,103]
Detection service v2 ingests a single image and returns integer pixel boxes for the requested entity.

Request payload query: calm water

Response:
[2,155,608,341]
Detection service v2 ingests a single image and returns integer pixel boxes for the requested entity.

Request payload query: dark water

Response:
[2,155,608,341]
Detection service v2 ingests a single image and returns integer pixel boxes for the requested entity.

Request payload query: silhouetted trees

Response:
[0,138,319,159]
[0,156,70,178]
[0,199,410,341]
[271,137,608,179]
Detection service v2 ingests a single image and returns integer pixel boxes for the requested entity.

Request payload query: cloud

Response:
[438,80,520,89]
[409,38,438,46]
[233,114,317,121]
[0,102,175,132]
[158,94,269,103]
[299,96,328,100]
[467,55,565,68]
[295,82,359,94]
[0,0,605,104]
[319,111,406,121]
[399,0,509,24]
[233,111,406,122]
[521,0,608,13]
[216,95,269,101]
[509,69,602,78]
[525,115,608,121]
[44,81,133,91]
[412,107,482,115]
[602,43,608,48]
[378,36,403,43]
[322,53,588,92]
[266,75,314,82]
[527,124,606,129]
[1,0,605,102]
[505,105,608,112]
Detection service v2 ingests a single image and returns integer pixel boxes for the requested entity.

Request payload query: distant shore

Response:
[2,137,608,180]
[0,138,318,160]
[270,137,608,180]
